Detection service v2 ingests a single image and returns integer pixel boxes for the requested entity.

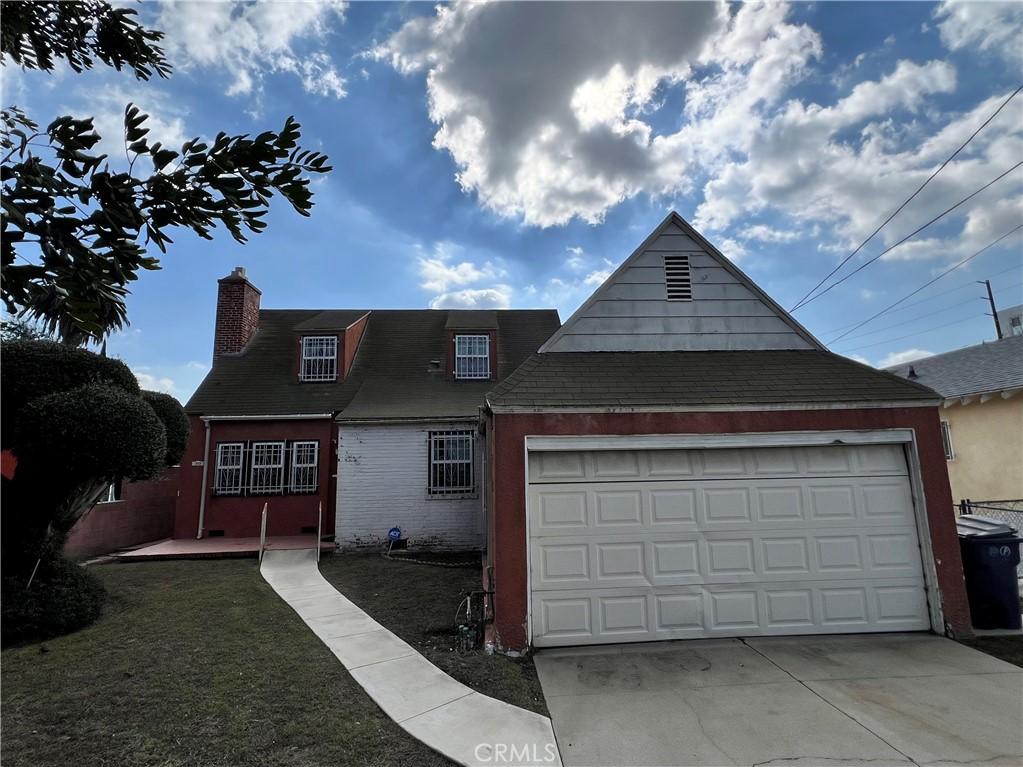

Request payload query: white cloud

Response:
[157,1,348,100]
[740,224,800,244]
[860,289,878,300]
[416,241,503,293]
[933,1,1023,63]
[134,369,177,394]
[83,85,190,162]
[374,1,728,226]
[878,348,935,368]
[429,286,512,309]
[717,238,749,262]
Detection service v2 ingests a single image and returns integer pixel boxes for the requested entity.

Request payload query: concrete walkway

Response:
[536,633,1023,767]
[260,549,561,767]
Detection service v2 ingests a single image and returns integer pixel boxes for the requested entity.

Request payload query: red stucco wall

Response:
[64,468,180,559]
[174,417,337,539]
[486,407,970,651]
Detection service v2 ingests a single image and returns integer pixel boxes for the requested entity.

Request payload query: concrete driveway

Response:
[535,633,1022,767]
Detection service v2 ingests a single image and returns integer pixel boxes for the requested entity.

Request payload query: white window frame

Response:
[1010,316,1022,336]
[214,442,245,495]
[289,440,319,494]
[428,430,475,496]
[300,336,338,382]
[249,441,286,494]
[454,334,491,380]
[940,421,954,461]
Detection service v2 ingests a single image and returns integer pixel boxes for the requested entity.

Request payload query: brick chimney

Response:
[213,266,261,362]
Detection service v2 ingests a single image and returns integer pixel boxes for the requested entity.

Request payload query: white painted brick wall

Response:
[337,422,483,550]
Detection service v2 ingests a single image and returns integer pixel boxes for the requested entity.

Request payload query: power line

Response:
[790,85,1023,312]
[836,282,1023,342]
[798,161,1023,310]
[819,263,1023,334]
[829,224,1023,344]
[835,313,984,353]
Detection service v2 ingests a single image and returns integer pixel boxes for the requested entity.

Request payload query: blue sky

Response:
[3,1,1021,400]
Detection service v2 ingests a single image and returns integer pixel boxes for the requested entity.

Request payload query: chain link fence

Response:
[958,499,1023,577]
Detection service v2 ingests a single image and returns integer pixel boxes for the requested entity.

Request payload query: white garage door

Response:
[528,443,931,647]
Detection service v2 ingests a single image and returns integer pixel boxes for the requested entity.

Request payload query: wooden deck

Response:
[115,536,335,561]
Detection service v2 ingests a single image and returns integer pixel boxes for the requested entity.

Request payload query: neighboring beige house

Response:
[887,335,1023,503]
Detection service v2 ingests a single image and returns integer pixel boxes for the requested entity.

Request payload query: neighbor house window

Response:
[940,421,954,461]
[300,336,338,381]
[289,441,319,494]
[249,441,286,494]
[214,443,244,495]
[428,430,475,495]
[1011,316,1022,337]
[454,335,490,379]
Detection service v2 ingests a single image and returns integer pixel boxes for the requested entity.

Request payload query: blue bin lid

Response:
[956,515,1019,539]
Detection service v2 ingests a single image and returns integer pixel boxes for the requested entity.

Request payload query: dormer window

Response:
[454,334,491,379]
[300,336,338,381]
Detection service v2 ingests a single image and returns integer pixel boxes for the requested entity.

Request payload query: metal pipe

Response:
[316,501,323,563]
[258,502,268,564]
[196,419,212,539]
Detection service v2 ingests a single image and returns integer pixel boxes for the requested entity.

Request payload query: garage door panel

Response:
[528,444,910,484]
[532,579,929,647]
[530,527,923,592]
[530,478,917,535]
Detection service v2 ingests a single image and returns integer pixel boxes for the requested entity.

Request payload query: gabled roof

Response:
[885,335,1023,399]
[185,309,560,419]
[539,211,824,353]
[486,350,939,411]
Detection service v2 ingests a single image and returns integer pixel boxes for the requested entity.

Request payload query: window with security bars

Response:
[300,336,338,381]
[664,254,693,301]
[213,440,320,496]
[289,441,319,493]
[428,430,475,495]
[214,443,244,495]
[454,334,491,379]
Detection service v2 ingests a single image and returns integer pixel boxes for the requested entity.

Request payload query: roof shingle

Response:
[885,335,1023,398]
[486,350,939,410]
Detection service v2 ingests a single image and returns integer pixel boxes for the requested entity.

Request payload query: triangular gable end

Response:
[539,212,824,353]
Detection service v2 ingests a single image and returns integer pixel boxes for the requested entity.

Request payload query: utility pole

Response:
[978,279,1003,339]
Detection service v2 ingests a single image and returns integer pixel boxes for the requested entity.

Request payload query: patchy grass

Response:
[319,552,548,717]
[959,635,1023,668]
[2,560,450,767]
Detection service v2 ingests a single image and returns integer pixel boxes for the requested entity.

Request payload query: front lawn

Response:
[319,553,548,716]
[2,560,450,767]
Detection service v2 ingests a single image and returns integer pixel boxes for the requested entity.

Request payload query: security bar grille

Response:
[290,441,319,493]
[428,430,475,495]
[664,254,693,301]
[213,440,320,496]
[454,335,491,379]
[300,336,338,381]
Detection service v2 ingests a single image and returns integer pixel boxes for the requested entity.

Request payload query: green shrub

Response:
[1,549,106,646]
[13,383,166,484]
[1,340,139,445]
[142,390,190,466]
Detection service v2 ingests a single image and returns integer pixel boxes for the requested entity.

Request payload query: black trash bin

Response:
[956,515,1023,630]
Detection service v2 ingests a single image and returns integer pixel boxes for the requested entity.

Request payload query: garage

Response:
[482,212,970,651]
[527,440,932,647]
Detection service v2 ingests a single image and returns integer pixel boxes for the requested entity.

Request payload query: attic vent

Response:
[664,255,692,301]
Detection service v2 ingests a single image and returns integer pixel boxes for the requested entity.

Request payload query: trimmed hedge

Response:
[1,340,139,445]
[1,548,106,646]
[142,390,190,466]
[13,383,166,484]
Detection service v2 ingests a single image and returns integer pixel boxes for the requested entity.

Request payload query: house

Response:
[996,303,1023,338]
[481,212,971,651]
[886,336,1023,504]
[174,267,559,549]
